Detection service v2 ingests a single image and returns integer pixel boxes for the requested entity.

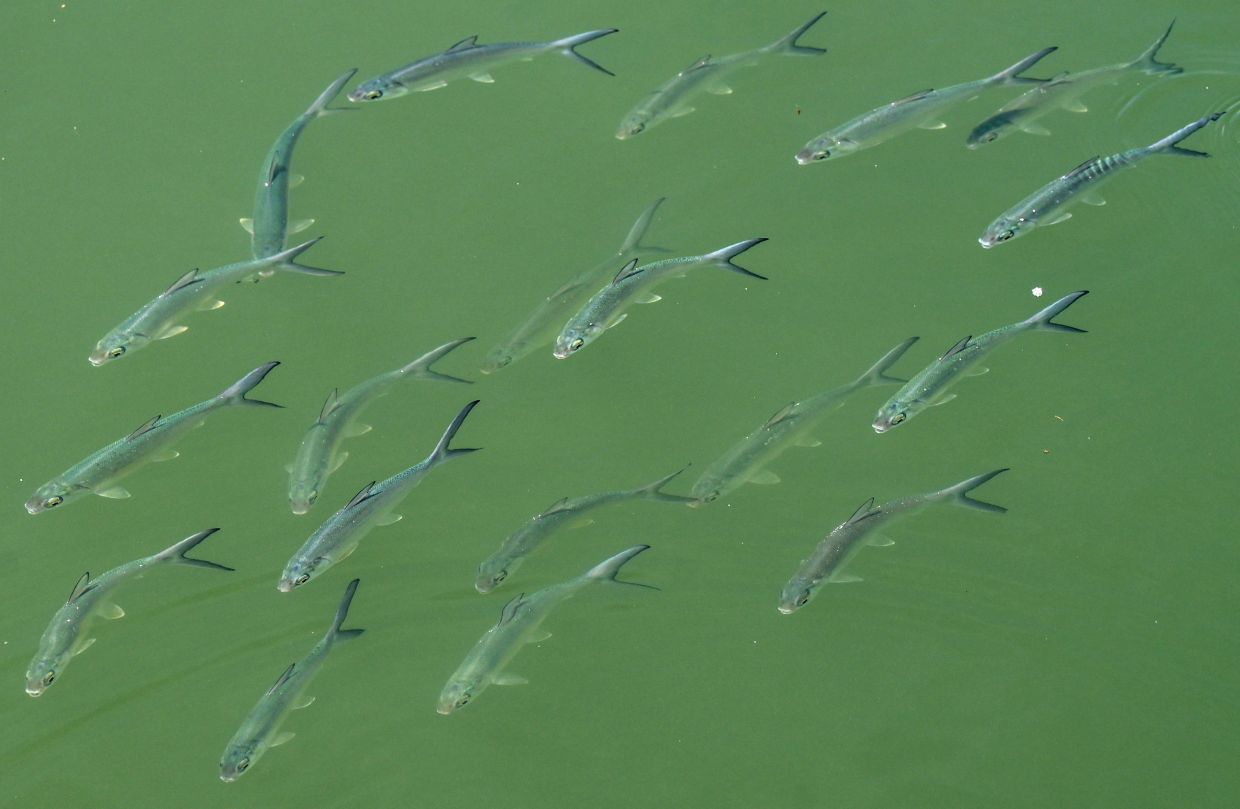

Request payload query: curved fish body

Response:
[26,362,282,514]
[482,199,668,374]
[979,113,1219,247]
[439,546,651,714]
[89,238,340,366]
[220,579,364,782]
[348,29,618,102]
[873,291,1089,433]
[288,337,474,514]
[616,12,827,139]
[778,470,1008,614]
[476,469,694,593]
[242,69,356,271]
[691,336,919,504]
[26,529,233,695]
[795,45,1055,164]
[279,401,481,590]
[553,238,768,359]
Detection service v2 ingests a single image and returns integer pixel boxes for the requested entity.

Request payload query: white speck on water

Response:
[1032,286,1043,298]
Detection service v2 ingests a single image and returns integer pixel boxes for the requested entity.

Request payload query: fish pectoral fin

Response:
[568,518,595,530]
[604,312,628,330]
[155,325,189,340]
[344,422,372,438]
[419,80,449,92]
[289,218,315,233]
[1081,193,1107,207]
[526,630,552,643]
[706,83,733,95]
[829,573,863,583]
[150,448,180,462]
[670,106,697,119]
[197,299,225,311]
[635,293,662,304]
[284,462,295,473]
[492,673,529,686]
[794,436,822,448]
[375,513,403,527]
[1020,122,1052,136]
[99,602,126,619]
[96,486,131,499]
[287,173,305,189]
[747,469,781,485]
[239,218,255,235]
[293,695,316,710]
[469,72,496,83]
[917,120,948,130]
[269,731,296,747]
[965,366,990,378]
[1044,212,1073,226]
[329,451,350,473]
[866,536,895,547]
[928,393,958,408]
[71,637,96,656]
[1062,99,1088,113]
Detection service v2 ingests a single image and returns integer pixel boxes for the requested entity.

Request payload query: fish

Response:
[553,238,768,359]
[777,470,1008,614]
[616,11,827,139]
[219,578,364,782]
[967,21,1181,148]
[439,546,652,714]
[240,69,356,273]
[795,45,1056,164]
[26,528,233,696]
[979,113,1221,247]
[481,198,669,374]
[475,469,694,594]
[691,336,919,505]
[278,400,481,591]
[89,238,340,366]
[873,291,1089,433]
[347,29,619,102]
[26,362,282,514]
[287,337,475,515]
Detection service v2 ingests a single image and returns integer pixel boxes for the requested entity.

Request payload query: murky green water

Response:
[4,1,1240,806]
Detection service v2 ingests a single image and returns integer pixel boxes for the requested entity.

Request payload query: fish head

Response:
[89,332,143,366]
[25,660,62,697]
[25,482,79,515]
[437,679,479,715]
[474,557,516,594]
[777,580,815,615]
[688,480,722,507]
[978,216,1025,249]
[287,481,319,516]
[966,119,1009,149]
[219,741,260,782]
[347,78,404,103]
[552,323,599,359]
[615,113,648,140]
[871,401,910,434]
[480,349,513,375]
[277,556,326,592]
[794,136,857,165]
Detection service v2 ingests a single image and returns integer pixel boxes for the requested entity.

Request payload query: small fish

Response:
[89,238,340,366]
[26,528,233,696]
[873,291,1089,433]
[691,336,919,505]
[482,198,669,374]
[26,362,282,514]
[778,470,1008,614]
[348,29,619,102]
[553,238,768,359]
[439,546,652,714]
[241,69,356,272]
[616,12,827,139]
[220,578,364,782]
[476,469,694,593]
[979,113,1220,247]
[967,21,1181,148]
[795,45,1056,163]
[288,337,474,515]
[279,401,481,591]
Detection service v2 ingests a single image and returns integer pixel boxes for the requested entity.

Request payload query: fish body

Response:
[795,46,1055,163]
[220,579,364,781]
[691,337,919,504]
[616,12,827,138]
[288,337,474,514]
[439,546,650,714]
[26,529,233,695]
[89,238,340,366]
[26,362,282,514]
[553,238,767,359]
[482,198,668,374]
[778,470,1008,614]
[979,113,1219,247]
[476,469,693,593]
[873,291,1089,433]
[348,29,618,102]
[279,401,481,590]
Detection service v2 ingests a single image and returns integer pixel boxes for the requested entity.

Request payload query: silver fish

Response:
[278,400,481,591]
[616,12,827,139]
[795,45,1055,163]
[778,470,1008,614]
[691,336,919,505]
[287,337,474,515]
[979,113,1220,247]
[873,291,1088,433]
[482,198,668,374]
[26,362,282,514]
[476,469,694,593]
[553,238,767,359]
[439,546,651,714]
[26,528,233,696]
[220,578,364,782]
[241,69,356,273]
[348,29,619,102]
[89,238,340,366]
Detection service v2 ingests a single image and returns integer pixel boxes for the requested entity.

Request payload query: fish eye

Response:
[891,413,906,425]
[236,758,249,772]
[569,338,584,352]
[45,496,63,508]
[795,592,811,607]
[493,570,507,584]
[364,89,382,100]
[814,151,829,160]
[999,230,1014,241]
[107,346,125,358]
[455,694,471,708]
[294,574,310,586]
[42,671,55,686]
[307,490,318,503]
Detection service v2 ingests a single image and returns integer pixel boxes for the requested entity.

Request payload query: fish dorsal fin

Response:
[685,54,713,71]
[846,497,879,525]
[67,571,93,603]
[344,481,379,510]
[266,663,296,696]
[541,497,572,517]
[611,258,643,285]
[498,593,526,627]
[893,89,934,105]
[941,336,972,359]
[318,389,340,422]
[1064,156,1101,180]
[763,402,798,429]
[448,35,479,52]
[163,268,203,296]
[127,414,164,440]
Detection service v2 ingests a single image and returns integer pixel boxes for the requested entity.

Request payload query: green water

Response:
[4,0,1240,806]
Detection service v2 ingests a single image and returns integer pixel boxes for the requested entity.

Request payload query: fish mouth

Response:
[24,500,44,515]
[25,685,44,697]
[88,352,109,367]
[276,580,294,593]
[436,704,454,716]
[289,502,309,516]
[794,150,815,165]
[871,422,890,434]
[978,237,996,249]
[777,605,795,615]
[552,348,571,360]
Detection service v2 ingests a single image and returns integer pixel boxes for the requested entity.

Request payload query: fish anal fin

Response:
[493,672,528,686]
[239,218,255,235]
[748,469,781,485]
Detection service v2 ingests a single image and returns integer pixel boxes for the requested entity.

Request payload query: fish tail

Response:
[936,469,1010,513]
[306,68,360,117]
[218,361,283,408]
[1146,112,1222,159]
[618,197,671,255]
[329,578,365,643]
[1129,20,1182,76]
[990,46,1057,86]
[155,528,235,572]
[766,11,828,56]
[272,236,344,277]
[552,29,619,76]
[703,237,769,280]
[400,337,476,384]
[854,336,920,388]
[635,466,699,505]
[1023,290,1089,334]
[584,545,657,589]
[430,400,482,462]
